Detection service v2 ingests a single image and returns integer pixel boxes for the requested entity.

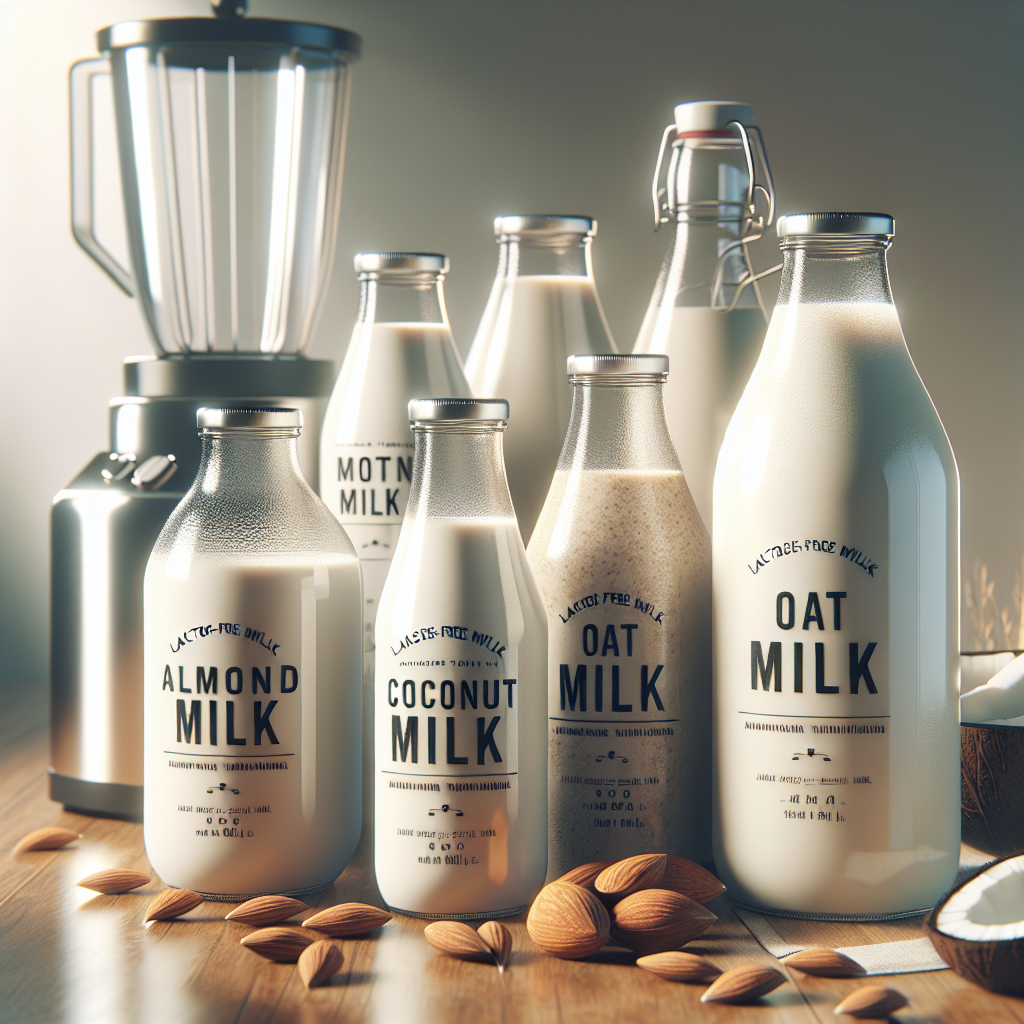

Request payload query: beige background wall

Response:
[1,0,1022,702]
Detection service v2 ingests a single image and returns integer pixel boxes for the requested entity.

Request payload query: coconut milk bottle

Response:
[713,214,960,918]
[465,216,617,543]
[320,254,470,836]
[529,354,711,877]
[144,408,362,897]
[634,102,777,533]
[374,398,547,917]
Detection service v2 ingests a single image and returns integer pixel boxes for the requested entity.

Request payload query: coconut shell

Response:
[960,722,1024,856]
[924,852,1024,997]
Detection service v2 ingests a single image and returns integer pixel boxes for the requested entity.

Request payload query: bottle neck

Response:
[197,429,304,493]
[499,233,592,278]
[405,424,515,519]
[558,377,680,473]
[357,272,448,324]
[776,239,894,307]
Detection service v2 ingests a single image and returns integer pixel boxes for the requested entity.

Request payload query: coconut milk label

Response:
[374,625,520,889]
[547,587,681,861]
[724,535,892,858]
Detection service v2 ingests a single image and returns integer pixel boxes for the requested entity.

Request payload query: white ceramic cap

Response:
[408,398,509,421]
[777,212,895,237]
[197,407,302,429]
[674,101,754,134]
[567,353,669,375]
[494,215,595,237]
[354,253,448,274]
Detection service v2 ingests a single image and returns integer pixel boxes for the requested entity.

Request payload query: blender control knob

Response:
[102,452,137,483]
[131,454,177,490]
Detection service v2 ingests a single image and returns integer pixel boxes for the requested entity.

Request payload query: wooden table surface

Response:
[3,716,1022,1024]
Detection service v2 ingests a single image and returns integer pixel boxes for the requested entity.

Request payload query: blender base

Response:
[48,770,143,822]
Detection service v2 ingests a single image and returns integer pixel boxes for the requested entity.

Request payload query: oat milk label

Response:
[548,588,682,868]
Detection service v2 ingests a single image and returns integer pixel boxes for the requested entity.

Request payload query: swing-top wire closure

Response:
[650,119,782,320]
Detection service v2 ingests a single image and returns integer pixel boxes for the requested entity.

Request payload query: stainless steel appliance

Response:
[51,4,360,818]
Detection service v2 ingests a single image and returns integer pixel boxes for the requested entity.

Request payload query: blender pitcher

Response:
[50,4,360,820]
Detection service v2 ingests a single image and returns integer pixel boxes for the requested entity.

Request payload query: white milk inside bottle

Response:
[144,408,362,898]
[465,216,617,542]
[374,399,547,917]
[320,254,470,838]
[713,214,960,918]
[529,355,711,877]
[634,102,777,532]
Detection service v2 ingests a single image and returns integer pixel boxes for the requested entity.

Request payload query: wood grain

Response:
[1,729,1022,1023]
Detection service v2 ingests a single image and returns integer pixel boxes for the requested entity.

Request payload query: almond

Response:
[225,895,307,926]
[297,940,343,988]
[424,921,493,961]
[76,869,151,894]
[661,856,726,905]
[145,888,203,922]
[478,920,512,972]
[700,963,787,1004]
[239,926,316,962]
[555,861,613,891]
[610,888,717,955]
[303,902,392,937]
[526,881,610,959]
[834,985,908,1018]
[15,827,82,853]
[785,946,866,978]
[636,950,722,983]
[595,853,667,901]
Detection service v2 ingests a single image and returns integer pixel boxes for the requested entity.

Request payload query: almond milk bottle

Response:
[320,254,471,835]
[713,214,960,918]
[465,216,617,543]
[634,102,777,533]
[374,398,547,917]
[144,408,362,897]
[528,354,711,877]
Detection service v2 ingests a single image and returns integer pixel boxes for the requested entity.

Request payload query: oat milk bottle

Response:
[713,214,960,918]
[374,398,547,917]
[465,216,617,543]
[528,354,711,876]
[320,254,470,835]
[144,408,362,897]
[634,102,777,532]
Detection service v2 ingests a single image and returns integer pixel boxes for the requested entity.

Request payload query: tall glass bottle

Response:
[374,399,548,918]
[529,355,711,877]
[713,214,960,918]
[320,254,471,835]
[144,408,362,897]
[465,216,617,543]
[634,101,776,532]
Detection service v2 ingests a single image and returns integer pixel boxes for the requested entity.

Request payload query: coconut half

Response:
[925,852,1024,996]
[961,722,1024,855]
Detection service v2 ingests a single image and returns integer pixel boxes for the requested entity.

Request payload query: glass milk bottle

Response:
[634,101,777,532]
[713,214,960,917]
[320,254,470,836]
[374,398,548,917]
[465,216,617,543]
[144,408,362,898]
[528,355,711,876]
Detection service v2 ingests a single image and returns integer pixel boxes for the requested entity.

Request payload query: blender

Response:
[50,4,360,818]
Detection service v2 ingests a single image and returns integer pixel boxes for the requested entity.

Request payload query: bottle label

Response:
[374,625,522,906]
[324,443,413,526]
[546,588,685,873]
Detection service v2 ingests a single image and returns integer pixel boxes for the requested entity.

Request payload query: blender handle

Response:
[69,58,134,297]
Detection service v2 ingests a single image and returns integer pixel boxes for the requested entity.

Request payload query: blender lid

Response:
[97,17,360,58]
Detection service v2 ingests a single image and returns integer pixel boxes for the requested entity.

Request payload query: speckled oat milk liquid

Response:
[144,408,362,898]
[713,214,960,917]
[374,399,547,917]
[529,355,711,878]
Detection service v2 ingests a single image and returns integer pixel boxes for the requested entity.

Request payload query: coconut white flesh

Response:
[961,652,1024,723]
[935,854,1024,942]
